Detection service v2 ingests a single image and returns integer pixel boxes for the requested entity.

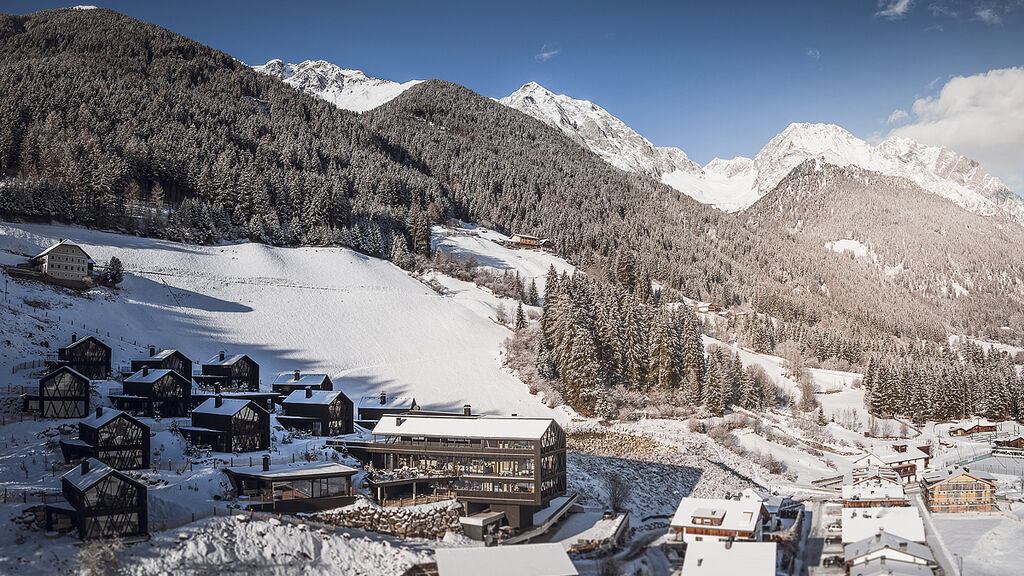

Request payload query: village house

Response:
[130,347,192,379]
[842,483,909,508]
[189,389,279,412]
[922,466,997,513]
[949,422,998,437]
[853,445,930,483]
[346,413,567,533]
[28,366,91,419]
[993,435,1024,454]
[279,388,354,436]
[681,541,777,576]
[180,397,270,453]
[224,456,357,513]
[356,392,419,427]
[45,458,148,539]
[50,334,112,380]
[844,530,935,568]
[669,497,768,544]
[26,240,95,286]
[272,370,333,398]
[841,507,925,544]
[508,233,554,251]
[434,543,577,576]
[113,366,192,417]
[813,465,904,492]
[193,351,259,392]
[59,407,150,470]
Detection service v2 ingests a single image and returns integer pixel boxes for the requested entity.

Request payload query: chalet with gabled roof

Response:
[180,397,270,453]
[31,366,91,419]
[949,422,998,436]
[51,334,111,380]
[923,466,997,512]
[669,497,768,544]
[130,347,192,379]
[59,407,150,470]
[272,370,333,398]
[194,351,259,392]
[45,458,147,539]
[113,366,192,417]
[279,388,354,436]
[27,240,95,286]
[844,530,935,568]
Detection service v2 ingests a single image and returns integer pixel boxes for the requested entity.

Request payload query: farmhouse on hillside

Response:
[181,397,270,452]
[59,407,150,470]
[25,240,95,286]
[45,458,148,539]
[508,233,554,251]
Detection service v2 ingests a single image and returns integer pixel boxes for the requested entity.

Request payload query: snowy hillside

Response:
[0,221,560,419]
[498,82,702,179]
[253,59,421,113]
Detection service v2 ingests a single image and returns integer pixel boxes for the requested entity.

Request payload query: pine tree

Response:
[527,279,540,306]
[515,301,527,330]
[103,256,124,287]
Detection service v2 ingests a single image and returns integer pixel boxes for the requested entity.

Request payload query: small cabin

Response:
[130,347,192,379]
[994,436,1024,451]
[52,334,111,380]
[509,233,554,251]
[45,458,148,539]
[114,366,192,417]
[950,423,997,437]
[224,456,358,513]
[356,392,418,427]
[28,240,94,286]
[34,366,91,419]
[272,370,333,399]
[194,351,260,392]
[279,388,354,436]
[60,407,150,470]
[181,397,270,453]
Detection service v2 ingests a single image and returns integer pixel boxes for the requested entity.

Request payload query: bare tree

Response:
[605,473,632,513]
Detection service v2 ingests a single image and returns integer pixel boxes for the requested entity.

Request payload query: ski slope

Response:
[0,221,560,419]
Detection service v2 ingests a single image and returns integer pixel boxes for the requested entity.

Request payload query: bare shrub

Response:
[605,473,632,513]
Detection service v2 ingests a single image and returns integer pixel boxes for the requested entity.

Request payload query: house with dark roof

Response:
[130,347,192,379]
[180,397,270,452]
[112,366,192,417]
[272,370,333,399]
[50,334,111,380]
[30,366,91,419]
[844,530,935,568]
[279,388,354,436]
[59,407,150,470]
[45,458,147,539]
[194,351,259,392]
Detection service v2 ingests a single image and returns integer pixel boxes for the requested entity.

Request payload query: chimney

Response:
[463,404,472,416]
[96,407,103,418]
[215,383,221,395]
[380,391,387,405]
[395,417,402,426]
[142,366,149,377]
[305,387,313,399]
[71,333,77,343]
[219,350,225,361]
[262,455,271,472]
[81,460,90,475]
[149,345,156,357]
[511,413,518,417]
[215,395,223,408]
[898,542,907,551]
[294,370,301,381]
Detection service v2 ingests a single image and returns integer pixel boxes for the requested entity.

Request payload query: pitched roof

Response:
[272,372,331,387]
[670,498,765,533]
[41,365,90,383]
[204,353,250,366]
[847,465,902,486]
[357,395,417,411]
[434,543,578,576]
[62,458,116,491]
[842,483,906,503]
[850,558,934,576]
[125,368,189,384]
[681,541,777,576]
[923,466,997,486]
[62,335,111,352]
[31,239,90,261]
[841,507,925,544]
[844,531,934,563]
[282,389,346,406]
[135,349,185,362]
[192,397,260,416]
[370,414,554,441]
[79,408,136,430]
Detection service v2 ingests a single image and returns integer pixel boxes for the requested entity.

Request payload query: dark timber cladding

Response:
[117,366,192,417]
[131,347,192,379]
[60,407,151,470]
[196,351,259,392]
[45,458,148,539]
[348,414,567,530]
[225,456,358,512]
[280,388,354,436]
[181,397,270,452]
[38,366,91,418]
[272,370,333,398]
[55,334,112,380]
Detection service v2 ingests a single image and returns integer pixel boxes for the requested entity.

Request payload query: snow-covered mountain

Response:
[498,82,702,179]
[253,59,421,113]
[498,84,1023,223]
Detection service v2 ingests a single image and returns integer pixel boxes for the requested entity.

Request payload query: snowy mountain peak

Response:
[499,82,701,179]
[253,59,421,113]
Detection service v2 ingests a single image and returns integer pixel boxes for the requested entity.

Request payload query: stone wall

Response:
[312,498,463,539]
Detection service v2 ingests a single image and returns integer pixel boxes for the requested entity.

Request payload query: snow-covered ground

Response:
[931,513,1024,576]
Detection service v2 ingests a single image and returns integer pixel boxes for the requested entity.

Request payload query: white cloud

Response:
[806,48,821,62]
[876,0,915,19]
[889,67,1024,190]
[887,109,910,124]
[534,45,561,62]
[975,6,1003,23]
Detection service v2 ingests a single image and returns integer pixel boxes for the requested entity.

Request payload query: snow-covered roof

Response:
[841,507,925,544]
[370,414,554,441]
[31,239,89,261]
[358,395,417,411]
[434,543,578,576]
[282,389,345,406]
[225,461,357,480]
[923,466,997,486]
[844,531,934,563]
[681,541,776,576]
[670,498,765,533]
[62,458,115,491]
[204,353,249,366]
[42,365,90,382]
[842,483,906,503]
[125,368,183,384]
[848,465,902,486]
[62,335,111,352]
[850,559,933,576]
[135,349,182,362]
[192,397,254,416]
[739,487,794,512]
[272,372,330,387]
[855,447,928,467]
[79,408,129,429]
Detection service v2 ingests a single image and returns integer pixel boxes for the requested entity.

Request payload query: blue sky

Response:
[7,1,1024,186]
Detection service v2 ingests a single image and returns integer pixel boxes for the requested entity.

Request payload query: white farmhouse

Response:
[28,240,94,284]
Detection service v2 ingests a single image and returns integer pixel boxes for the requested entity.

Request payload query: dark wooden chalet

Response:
[60,407,150,470]
[112,366,192,417]
[181,397,270,453]
[130,347,192,379]
[356,392,419,427]
[32,366,91,419]
[279,388,354,436]
[950,423,998,436]
[194,351,259,392]
[189,389,279,411]
[51,334,111,380]
[272,370,333,399]
[225,456,357,512]
[45,458,148,539]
